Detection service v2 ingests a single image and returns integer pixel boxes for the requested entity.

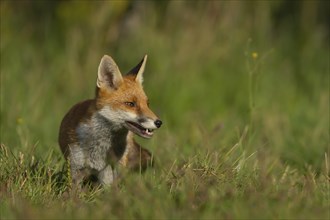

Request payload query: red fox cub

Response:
[58,55,162,186]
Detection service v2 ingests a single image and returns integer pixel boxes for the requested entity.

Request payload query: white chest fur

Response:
[74,113,128,171]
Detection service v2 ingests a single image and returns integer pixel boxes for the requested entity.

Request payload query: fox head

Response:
[95,55,162,138]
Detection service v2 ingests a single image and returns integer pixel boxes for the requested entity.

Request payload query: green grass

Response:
[1,1,329,219]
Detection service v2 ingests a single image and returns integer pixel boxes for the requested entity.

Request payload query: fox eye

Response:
[125,102,136,107]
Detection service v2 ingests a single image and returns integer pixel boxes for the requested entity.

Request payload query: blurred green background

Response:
[1,0,329,171]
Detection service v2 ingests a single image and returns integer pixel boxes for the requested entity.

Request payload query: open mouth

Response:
[125,121,154,139]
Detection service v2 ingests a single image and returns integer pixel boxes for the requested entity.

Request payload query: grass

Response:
[1,141,329,219]
[1,1,329,219]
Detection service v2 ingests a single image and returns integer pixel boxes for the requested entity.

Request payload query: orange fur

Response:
[58,55,161,186]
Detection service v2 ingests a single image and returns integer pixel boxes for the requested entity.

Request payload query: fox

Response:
[58,54,162,187]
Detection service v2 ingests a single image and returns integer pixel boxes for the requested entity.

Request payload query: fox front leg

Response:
[69,166,90,191]
[98,165,117,186]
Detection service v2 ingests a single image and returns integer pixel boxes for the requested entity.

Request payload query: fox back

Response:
[58,55,162,186]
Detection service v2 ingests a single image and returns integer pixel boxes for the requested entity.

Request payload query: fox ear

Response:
[97,55,123,90]
[127,55,147,84]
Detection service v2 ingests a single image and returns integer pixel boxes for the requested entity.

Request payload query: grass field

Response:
[1,1,329,219]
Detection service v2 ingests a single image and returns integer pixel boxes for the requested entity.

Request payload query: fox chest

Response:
[75,119,127,169]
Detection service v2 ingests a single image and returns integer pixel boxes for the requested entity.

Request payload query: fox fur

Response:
[58,55,162,186]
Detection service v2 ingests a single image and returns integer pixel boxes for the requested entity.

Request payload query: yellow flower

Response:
[16,117,24,125]
[252,52,258,59]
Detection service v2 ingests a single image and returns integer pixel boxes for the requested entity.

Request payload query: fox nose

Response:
[154,119,162,128]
